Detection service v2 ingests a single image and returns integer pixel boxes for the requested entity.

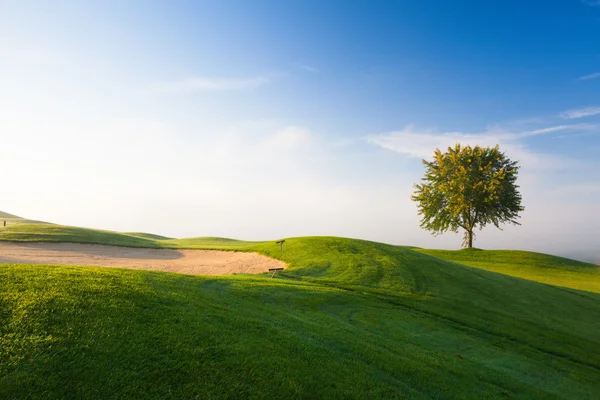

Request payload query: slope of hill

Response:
[0,211,21,219]
[0,223,266,250]
[1,218,599,290]
[0,211,48,225]
[417,248,600,294]
[1,235,599,398]
[1,221,598,293]
[0,224,164,248]
[164,236,263,249]
[124,232,174,240]
[0,215,263,250]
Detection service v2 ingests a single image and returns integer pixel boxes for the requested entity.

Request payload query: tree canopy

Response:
[411,144,524,248]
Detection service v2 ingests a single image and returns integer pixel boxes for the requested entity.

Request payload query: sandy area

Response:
[0,242,286,276]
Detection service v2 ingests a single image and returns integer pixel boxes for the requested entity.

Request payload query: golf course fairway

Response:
[1,220,599,399]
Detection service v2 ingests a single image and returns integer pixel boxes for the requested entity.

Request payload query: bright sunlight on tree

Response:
[411,144,524,248]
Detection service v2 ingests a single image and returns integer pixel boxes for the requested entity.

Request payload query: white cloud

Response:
[521,124,595,135]
[579,72,600,80]
[367,123,588,161]
[150,76,269,93]
[300,64,318,73]
[560,107,600,119]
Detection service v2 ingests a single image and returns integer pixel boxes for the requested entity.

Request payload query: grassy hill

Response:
[124,232,174,240]
[2,220,597,292]
[164,236,264,249]
[0,219,264,250]
[1,215,599,398]
[0,211,21,219]
[417,248,600,294]
[0,211,48,226]
[0,223,166,248]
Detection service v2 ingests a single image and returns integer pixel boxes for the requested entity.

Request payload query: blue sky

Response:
[1,1,599,260]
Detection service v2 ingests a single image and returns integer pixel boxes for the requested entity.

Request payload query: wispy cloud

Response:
[582,0,600,6]
[522,124,595,135]
[579,72,600,80]
[150,76,269,93]
[367,123,592,159]
[366,123,598,177]
[560,106,600,119]
[300,65,318,73]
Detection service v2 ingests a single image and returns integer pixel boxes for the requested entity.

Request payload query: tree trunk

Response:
[467,230,473,248]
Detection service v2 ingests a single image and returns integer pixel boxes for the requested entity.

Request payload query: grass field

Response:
[1,217,599,398]
[417,248,600,294]
[0,220,261,250]
[124,232,174,240]
[0,211,49,226]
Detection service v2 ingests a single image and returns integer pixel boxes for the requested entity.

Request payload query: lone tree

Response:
[411,144,524,248]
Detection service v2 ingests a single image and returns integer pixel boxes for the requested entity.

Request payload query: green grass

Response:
[124,232,174,240]
[164,236,264,249]
[0,216,599,398]
[0,212,50,226]
[416,248,600,294]
[1,236,600,398]
[0,223,265,250]
[0,211,21,219]
[0,224,165,248]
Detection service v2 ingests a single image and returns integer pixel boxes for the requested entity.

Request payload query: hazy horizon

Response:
[2,1,599,263]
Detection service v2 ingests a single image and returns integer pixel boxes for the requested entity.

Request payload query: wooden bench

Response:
[268,267,284,278]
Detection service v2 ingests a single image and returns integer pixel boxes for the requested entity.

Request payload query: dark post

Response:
[3,221,5,227]
[276,239,285,250]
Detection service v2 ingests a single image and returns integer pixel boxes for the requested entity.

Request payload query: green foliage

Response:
[412,144,524,247]
[1,237,599,398]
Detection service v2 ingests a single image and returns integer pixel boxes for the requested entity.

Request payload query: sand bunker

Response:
[0,242,286,276]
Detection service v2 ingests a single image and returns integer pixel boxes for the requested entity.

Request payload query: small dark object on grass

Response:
[269,267,284,278]
[456,354,464,359]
